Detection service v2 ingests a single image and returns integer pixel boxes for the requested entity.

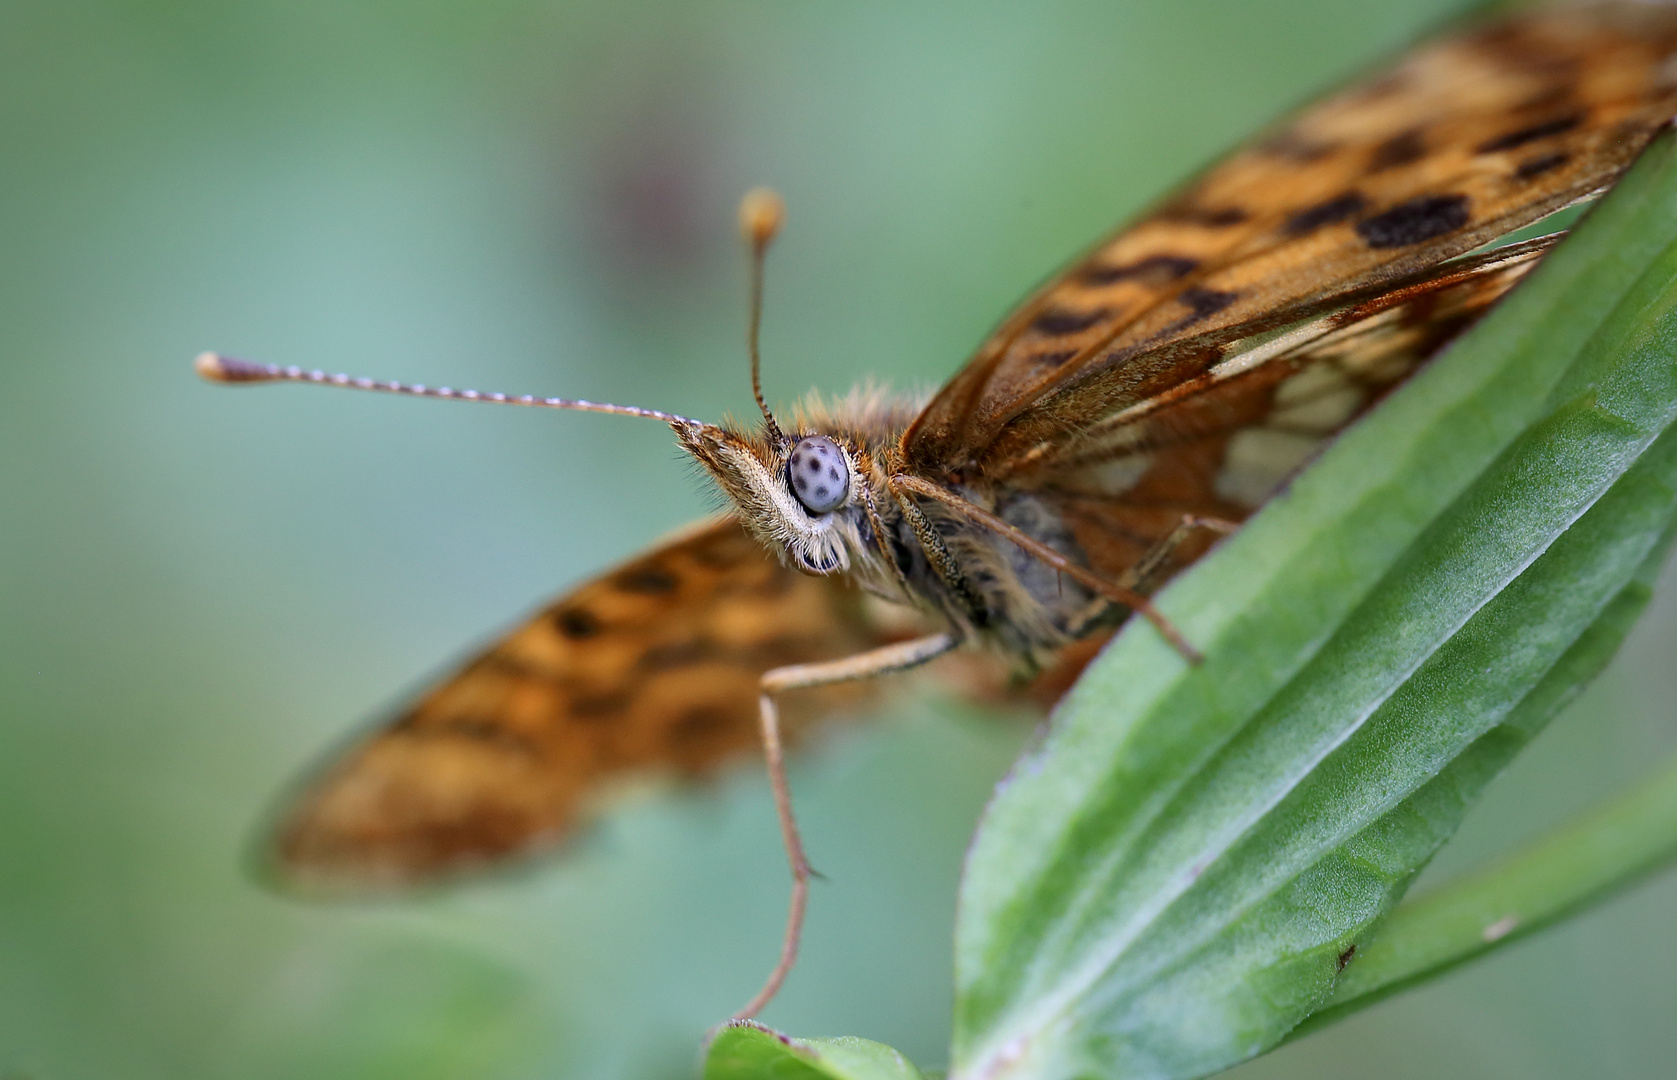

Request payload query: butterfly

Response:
[196,1,1677,1019]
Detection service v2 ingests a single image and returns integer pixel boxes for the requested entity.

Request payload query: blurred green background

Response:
[3,1,1674,1077]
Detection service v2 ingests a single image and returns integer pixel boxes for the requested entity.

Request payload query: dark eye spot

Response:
[1356,194,1470,249]
[788,434,849,514]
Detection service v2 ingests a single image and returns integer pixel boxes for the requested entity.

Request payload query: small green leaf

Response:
[705,1022,927,1080]
[951,131,1677,1080]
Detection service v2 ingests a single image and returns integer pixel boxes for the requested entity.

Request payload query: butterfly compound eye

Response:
[786,436,850,515]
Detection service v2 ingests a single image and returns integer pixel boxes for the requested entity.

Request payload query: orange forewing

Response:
[270,517,937,889]
[906,3,1677,476]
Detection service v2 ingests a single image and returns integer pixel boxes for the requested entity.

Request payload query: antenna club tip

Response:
[739,187,785,248]
[194,352,272,383]
[194,351,234,381]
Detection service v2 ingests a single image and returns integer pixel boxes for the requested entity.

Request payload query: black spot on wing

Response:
[1356,194,1470,249]
[1282,191,1367,236]
[569,692,631,721]
[1032,349,1078,368]
[1368,128,1425,172]
[555,608,600,639]
[616,566,679,594]
[1157,202,1249,228]
[1078,254,1198,285]
[1476,114,1583,154]
[1169,286,1238,329]
[1514,152,1568,181]
[1030,307,1110,336]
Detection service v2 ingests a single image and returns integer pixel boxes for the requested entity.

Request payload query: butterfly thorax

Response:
[675,388,1109,673]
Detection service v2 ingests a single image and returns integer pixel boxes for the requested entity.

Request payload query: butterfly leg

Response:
[890,474,1202,662]
[1118,514,1240,593]
[733,630,961,1020]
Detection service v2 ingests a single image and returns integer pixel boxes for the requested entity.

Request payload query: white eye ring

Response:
[787,436,850,515]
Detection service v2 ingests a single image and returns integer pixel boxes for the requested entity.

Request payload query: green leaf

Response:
[1296,741,1677,1037]
[951,131,1677,1080]
[705,1022,927,1080]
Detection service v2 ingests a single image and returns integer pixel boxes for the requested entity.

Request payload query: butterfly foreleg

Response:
[733,630,961,1020]
[889,474,1201,662]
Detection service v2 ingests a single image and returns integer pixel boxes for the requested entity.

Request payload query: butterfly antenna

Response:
[739,187,786,444]
[193,352,701,426]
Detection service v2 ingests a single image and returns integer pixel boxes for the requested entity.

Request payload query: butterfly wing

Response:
[1033,235,1556,586]
[268,516,937,891]
[904,3,1677,477]
[987,235,1554,707]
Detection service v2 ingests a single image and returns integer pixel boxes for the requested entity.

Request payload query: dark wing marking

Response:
[267,517,933,892]
[1028,233,1554,589]
[903,3,1677,477]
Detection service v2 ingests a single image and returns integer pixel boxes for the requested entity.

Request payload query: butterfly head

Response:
[674,420,863,577]
[661,187,878,578]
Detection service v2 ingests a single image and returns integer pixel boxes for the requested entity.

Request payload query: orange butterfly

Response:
[196,2,1677,1019]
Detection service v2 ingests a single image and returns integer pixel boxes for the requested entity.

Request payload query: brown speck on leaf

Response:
[1336,944,1357,971]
